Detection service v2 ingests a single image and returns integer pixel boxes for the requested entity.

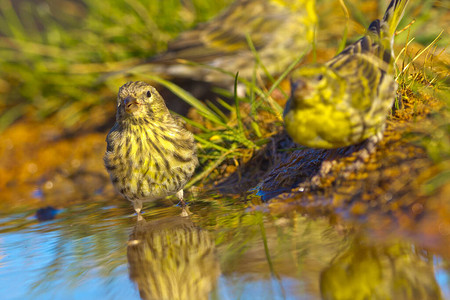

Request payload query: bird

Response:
[104,81,198,215]
[139,0,317,87]
[127,215,220,300]
[283,0,409,149]
[320,237,443,300]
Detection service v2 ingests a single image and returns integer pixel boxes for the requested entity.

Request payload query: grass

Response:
[0,0,233,130]
[393,21,449,194]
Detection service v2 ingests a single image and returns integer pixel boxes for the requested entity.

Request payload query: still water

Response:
[0,197,448,300]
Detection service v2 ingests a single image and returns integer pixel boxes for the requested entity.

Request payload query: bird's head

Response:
[284,64,346,114]
[116,81,169,123]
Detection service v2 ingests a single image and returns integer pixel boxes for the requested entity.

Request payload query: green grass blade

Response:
[138,73,226,126]
[206,100,229,123]
[234,72,245,135]
[186,145,237,188]
[263,47,311,116]
[246,33,275,84]
[194,135,230,152]
[215,97,234,112]
[337,0,350,54]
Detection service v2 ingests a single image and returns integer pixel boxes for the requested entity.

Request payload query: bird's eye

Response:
[317,74,324,81]
[146,90,151,98]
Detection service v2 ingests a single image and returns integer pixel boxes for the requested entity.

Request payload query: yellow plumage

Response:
[145,0,317,85]
[284,0,409,148]
[104,81,198,214]
[128,216,220,300]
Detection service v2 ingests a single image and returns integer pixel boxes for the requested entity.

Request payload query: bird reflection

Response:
[127,215,220,300]
[320,236,443,300]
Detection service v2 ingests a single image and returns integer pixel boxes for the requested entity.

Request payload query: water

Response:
[0,198,448,300]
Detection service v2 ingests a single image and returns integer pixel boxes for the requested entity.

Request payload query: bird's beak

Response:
[123,96,139,113]
[290,78,306,94]
[290,78,307,101]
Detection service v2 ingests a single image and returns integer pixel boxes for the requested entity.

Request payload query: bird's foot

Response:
[176,190,192,217]
[133,200,143,216]
[180,208,190,217]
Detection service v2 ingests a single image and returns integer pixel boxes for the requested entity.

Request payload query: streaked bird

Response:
[127,215,220,300]
[284,0,409,148]
[144,0,317,86]
[104,81,198,215]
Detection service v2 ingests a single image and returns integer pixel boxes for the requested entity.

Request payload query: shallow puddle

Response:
[0,195,448,300]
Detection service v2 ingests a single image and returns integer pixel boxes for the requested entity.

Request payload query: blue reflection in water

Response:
[0,211,139,300]
[435,257,450,299]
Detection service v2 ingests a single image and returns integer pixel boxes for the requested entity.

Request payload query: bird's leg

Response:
[176,190,190,217]
[133,200,143,215]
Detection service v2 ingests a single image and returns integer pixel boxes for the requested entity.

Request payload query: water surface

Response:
[0,197,448,300]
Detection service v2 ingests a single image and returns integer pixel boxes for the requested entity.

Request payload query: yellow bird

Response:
[104,81,198,215]
[284,0,409,148]
[147,0,317,85]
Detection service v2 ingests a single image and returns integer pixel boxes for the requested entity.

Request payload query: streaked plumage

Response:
[284,0,409,148]
[104,81,198,214]
[147,0,317,85]
[127,216,220,300]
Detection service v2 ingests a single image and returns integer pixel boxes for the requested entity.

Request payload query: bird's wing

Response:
[170,113,188,128]
[149,0,286,65]
[327,33,390,111]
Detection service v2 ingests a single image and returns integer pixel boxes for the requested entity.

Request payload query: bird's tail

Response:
[382,0,409,39]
